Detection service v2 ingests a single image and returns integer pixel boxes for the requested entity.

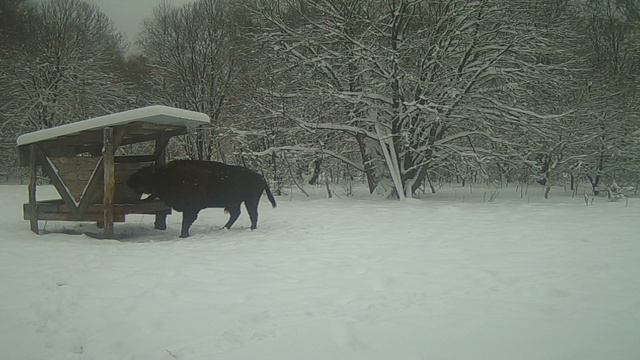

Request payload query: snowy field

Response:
[1,184,639,360]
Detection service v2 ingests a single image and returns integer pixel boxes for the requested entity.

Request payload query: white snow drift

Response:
[1,184,639,360]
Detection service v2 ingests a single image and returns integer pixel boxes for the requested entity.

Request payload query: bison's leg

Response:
[245,199,259,230]
[154,211,168,230]
[180,209,199,238]
[224,205,241,229]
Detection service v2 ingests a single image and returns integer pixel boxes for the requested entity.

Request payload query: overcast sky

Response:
[86,0,194,46]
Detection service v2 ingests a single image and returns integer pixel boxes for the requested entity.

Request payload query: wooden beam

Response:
[36,146,80,217]
[154,136,170,167]
[24,199,170,218]
[28,145,38,234]
[23,204,125,222]
[100,125,129,236]
[103,127,115,237]
[18,146,30,167]
[114,155,156,163]
[112,126,126,150]
[34,124,187,157]
[119,129,186,146]
[76,158,104,218]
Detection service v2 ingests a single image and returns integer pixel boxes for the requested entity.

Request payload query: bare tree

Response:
[138,0,242,161]
[576,0,640,194]
[1,0,131,135]
[255,0,574,198]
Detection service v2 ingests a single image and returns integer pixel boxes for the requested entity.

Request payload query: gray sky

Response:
[86,0,194,47]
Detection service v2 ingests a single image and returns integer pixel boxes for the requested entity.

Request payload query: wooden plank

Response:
[49,157,98,178]
[112,126,126,149]
[36,129,187,157]
[23,162,156,218]
[18,146,30,167]
[77,158,104,217]
[33,121,188,157]
[28,145,38,234]
[112,122,182,148]
[48,156,101,202]
[39,142,102,156]
[29,199,64,205]
[103,127,115,237]
[38,131,102,148]
[119,129,186,146]
[24,202,62,215]
[115,155,156,163]
[100,126,125,237]
[36,146,80,217]
[38,124,127,149]
[24,200,169,219]
[24,209,125,222]
[154,136,170,167]
[115,201,171,214]
[127,122,183,133]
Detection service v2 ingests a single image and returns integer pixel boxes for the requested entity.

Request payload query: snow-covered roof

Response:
[16,105,210,146]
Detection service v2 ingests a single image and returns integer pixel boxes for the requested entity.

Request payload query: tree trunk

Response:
[308,158,322,185]
[375,122,405,200]
[594,150,605,195]
[570,173,575,191]
[410,166,432,195]
[543,171,551,199]
[271,151,281,196]
[425,171,436,194]
[355,133,377,193]
[587,174,599,196]
[325,175,332,198]
[544,184,551,199]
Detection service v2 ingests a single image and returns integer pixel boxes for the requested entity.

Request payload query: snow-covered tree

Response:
[138,0,246,161]
[574,0,640,194]
[0,0,132,135]
[255,0,575,198]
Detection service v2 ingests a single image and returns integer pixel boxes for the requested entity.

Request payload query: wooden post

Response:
[28,145,38,234]
[103,127,115,237]
[154,136,169,167]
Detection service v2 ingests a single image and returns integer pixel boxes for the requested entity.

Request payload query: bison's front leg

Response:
[154,210,169,230]
[180,209,199,238]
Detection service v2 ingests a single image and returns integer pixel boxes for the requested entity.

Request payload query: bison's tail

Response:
[263,179,277,208]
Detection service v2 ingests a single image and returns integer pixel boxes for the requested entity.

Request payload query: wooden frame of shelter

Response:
[16,106,210,238]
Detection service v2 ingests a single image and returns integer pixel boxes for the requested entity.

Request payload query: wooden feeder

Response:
[16,106,210,238]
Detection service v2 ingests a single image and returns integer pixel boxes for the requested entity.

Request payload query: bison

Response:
[127,160,277,238]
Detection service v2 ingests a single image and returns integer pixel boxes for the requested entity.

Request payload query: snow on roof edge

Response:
[16,105,210,146]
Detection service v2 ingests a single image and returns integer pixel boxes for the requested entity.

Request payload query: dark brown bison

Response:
[127,160,277,238]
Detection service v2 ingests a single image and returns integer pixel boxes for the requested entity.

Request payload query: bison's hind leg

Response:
[180,209,200,238]
[224,204,241,229]
[245,198,259,230]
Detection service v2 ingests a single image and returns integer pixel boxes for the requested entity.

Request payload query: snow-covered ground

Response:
[1,184,639,360]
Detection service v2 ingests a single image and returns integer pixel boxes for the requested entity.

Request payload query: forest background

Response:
[1,0,639,199]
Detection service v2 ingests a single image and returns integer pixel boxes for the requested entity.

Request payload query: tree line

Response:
[1,0,639,198]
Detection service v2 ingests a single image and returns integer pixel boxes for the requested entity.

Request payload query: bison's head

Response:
[127,165,161,199]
